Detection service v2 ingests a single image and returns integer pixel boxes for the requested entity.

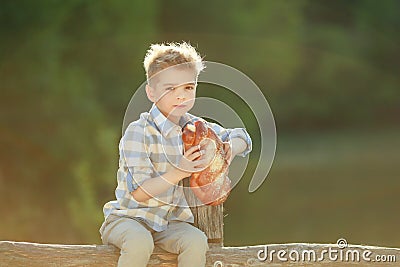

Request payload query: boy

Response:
[100,42,252,267]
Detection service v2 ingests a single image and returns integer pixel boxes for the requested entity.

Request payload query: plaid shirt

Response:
[100,104,252,234]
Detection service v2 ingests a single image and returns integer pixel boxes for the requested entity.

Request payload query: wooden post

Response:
[183,179,224,245]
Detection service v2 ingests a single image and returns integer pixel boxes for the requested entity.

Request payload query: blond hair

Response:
[143,42,205,81]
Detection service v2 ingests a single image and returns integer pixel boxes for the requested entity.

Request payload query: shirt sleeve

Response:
[119,122,155,193]
[205,121,253,157]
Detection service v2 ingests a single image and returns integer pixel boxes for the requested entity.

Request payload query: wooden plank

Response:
[1,241,399,266]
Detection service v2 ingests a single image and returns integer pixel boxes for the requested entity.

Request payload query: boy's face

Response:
[146,67,197,124]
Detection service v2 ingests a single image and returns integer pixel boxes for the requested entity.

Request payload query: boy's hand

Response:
[174,145,208,180]
[222,141,233,165]
[198,138,217,164]
[197,139,233,165]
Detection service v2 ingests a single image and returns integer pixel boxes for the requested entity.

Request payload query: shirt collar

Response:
[149,104,193,137]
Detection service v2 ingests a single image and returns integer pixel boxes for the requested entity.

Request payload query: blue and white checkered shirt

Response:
[100,104,252,234]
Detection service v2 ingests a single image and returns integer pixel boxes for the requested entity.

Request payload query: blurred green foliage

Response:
[0,0,399,246]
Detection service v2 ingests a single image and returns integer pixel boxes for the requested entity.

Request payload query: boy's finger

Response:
[226,143,231,152]
[186,150,205,161]
[193,158,211,168]
[185,145,201,155]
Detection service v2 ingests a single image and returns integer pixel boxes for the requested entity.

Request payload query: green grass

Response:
[224,126,400,248]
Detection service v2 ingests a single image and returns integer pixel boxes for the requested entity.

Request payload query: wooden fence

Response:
[1,187,399,266]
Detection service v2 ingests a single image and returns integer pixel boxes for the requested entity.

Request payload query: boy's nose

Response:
[175,87,187,99]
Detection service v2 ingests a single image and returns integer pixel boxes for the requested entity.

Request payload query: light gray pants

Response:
[101,217,209,267]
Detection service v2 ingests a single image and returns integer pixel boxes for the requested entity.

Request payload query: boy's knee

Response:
[181,229,208,252]
[122,230,154,254]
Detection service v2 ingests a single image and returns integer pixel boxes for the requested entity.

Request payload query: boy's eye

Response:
[165,84,195,91]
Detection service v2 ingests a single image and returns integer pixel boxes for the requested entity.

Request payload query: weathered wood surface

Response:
[1,241,399,266]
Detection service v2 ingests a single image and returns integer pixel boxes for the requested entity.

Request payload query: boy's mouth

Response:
[173,104,187,108]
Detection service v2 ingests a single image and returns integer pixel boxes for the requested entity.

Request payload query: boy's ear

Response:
[145,84,155,103]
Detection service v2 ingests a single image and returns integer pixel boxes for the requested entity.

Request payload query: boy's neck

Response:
[167,115,181,125]
[158,109,181,125]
